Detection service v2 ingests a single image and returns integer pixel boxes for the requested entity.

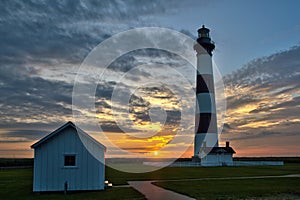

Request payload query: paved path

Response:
[126,174,300,200]
[128,181,195,200]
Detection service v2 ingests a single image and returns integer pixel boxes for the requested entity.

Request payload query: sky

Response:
[0,0,299,158]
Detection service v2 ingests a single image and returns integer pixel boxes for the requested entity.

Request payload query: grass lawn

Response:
[1,163,300,199]
[106,163,300,185]
[0,168,144,200]
[154,177,300,199]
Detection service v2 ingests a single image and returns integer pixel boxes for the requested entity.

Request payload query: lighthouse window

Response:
[200,32,209,38]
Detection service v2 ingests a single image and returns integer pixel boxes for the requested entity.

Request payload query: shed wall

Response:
[33,127,105,192]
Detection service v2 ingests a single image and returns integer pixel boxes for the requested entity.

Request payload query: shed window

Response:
[64,155,76,166]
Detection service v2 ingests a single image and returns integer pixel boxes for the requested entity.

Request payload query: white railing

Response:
[143,160,284,167]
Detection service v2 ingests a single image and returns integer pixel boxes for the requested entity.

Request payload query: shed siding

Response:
[33,126,105,192]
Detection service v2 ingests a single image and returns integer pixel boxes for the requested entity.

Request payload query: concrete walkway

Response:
[128,181,195,200]
[126,174,300,200]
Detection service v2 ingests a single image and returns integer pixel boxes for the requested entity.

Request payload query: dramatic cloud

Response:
[0,0,173,65]
[0,1,192,158]
[222,45,300,148]
[0,130,48,143]
[0,1,174,121]
[1,0,299,157]
[0,65,73,125]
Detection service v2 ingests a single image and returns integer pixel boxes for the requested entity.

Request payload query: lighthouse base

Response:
[192,142,236,166]
[191,156,201,162]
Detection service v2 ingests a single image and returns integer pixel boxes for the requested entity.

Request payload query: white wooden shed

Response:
[31,121,106,192]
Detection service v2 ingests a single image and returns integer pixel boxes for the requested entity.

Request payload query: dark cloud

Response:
[226,95,260,110]
[127,85,181,127]
[249,96,300,114]
[224,45,300,141]
[222,123,232,134]
[226,130,299,141]
[99,121,139,133]
[105,48,186,82]
[0,129,48,143]
[140,85,176,99]
[0,0,173,66]
[0,66,73,124]
[0,0,177,136]
[224,45,300,87]
[95,82,116,99]
[164,110,181,125]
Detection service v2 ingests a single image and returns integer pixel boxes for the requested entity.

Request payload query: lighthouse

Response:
[193,25,219,158]
[192,26,235,166]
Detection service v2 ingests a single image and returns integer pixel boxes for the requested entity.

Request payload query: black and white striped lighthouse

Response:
[193,25,219,158]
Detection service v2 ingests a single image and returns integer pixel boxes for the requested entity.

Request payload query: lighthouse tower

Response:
[193,25,219,158]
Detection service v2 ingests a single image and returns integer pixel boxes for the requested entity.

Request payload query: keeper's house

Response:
[31,121,106,192]
[200,141,236,166]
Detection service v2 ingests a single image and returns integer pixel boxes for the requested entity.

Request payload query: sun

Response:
[153,151,158,156]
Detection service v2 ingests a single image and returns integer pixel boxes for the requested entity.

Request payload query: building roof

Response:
[31,121,106,151]
[202,146,236,154]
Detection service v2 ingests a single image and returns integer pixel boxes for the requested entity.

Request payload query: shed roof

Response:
[31,121,106,151]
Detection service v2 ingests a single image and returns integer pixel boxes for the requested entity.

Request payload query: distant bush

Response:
[0,158,33,167]
[233,157,300,163]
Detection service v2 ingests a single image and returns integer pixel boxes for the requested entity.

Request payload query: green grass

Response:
[154,178,300,199]
[1,164,300,199]
[0,168,144,200]
[106,163,300,185]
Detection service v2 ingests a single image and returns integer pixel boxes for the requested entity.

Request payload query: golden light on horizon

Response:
[132,121,162,131]
[231,104,257,114]
[238,121,281,128]
[2,73,298,159]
